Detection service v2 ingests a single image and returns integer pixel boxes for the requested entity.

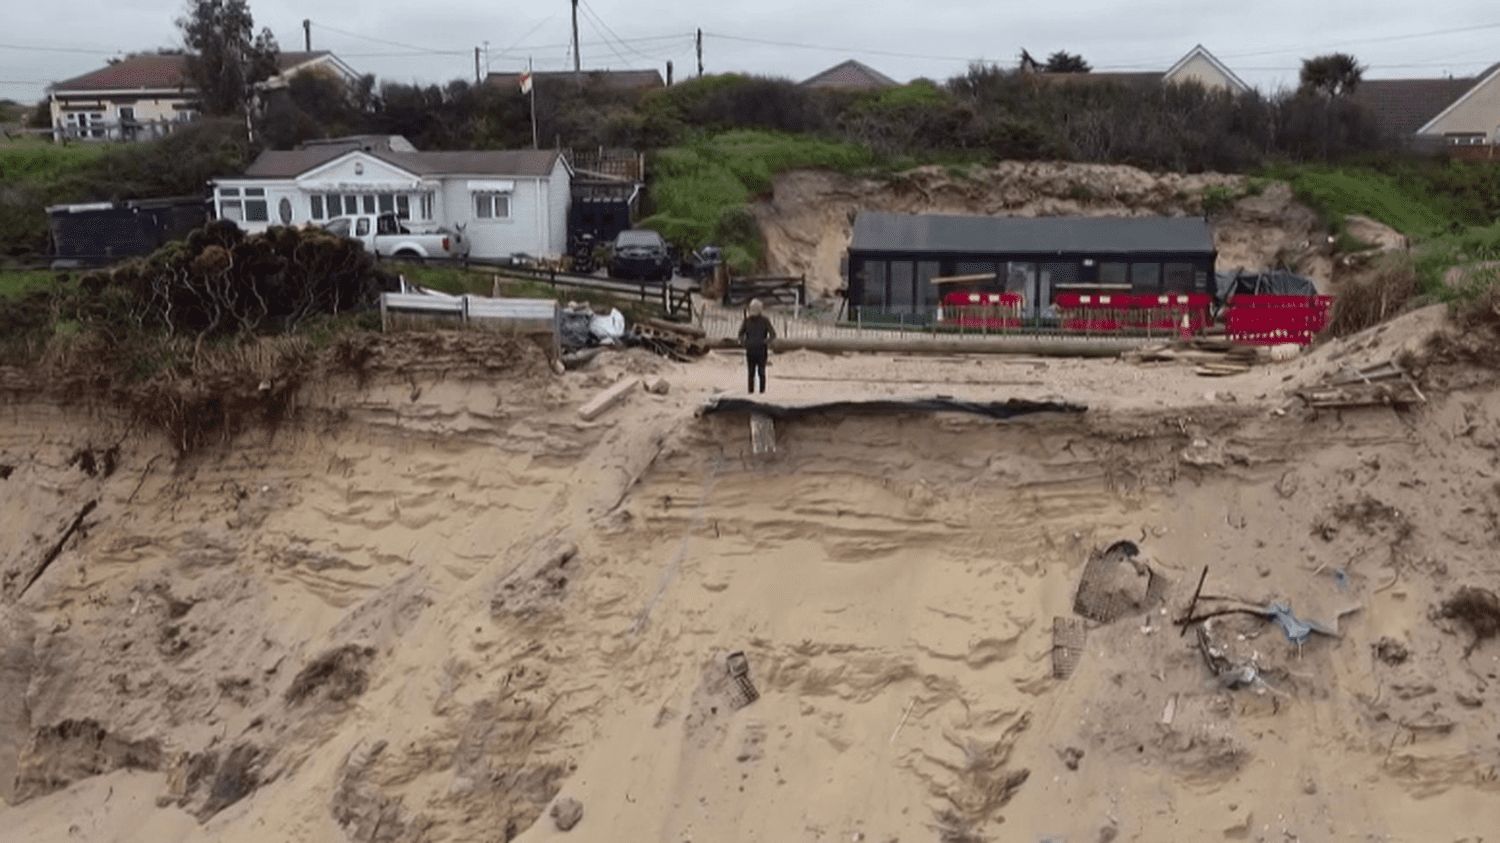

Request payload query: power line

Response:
[705,32,989,64]
[308,20,466,55]
[578,0,677,64]
[1219,21,1500,60]
[0,42,119,56]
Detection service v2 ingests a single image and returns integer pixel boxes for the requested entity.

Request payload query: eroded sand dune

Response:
[2,314,1498,841]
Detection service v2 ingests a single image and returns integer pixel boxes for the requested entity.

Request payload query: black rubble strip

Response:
[701,396,1087,421]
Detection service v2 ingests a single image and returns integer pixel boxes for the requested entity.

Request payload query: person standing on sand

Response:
[737,299,776,394]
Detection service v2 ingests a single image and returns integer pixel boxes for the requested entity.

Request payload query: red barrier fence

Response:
[1225,295,1334,346]
[1054,292,1213,336]
[938,291,1023,329]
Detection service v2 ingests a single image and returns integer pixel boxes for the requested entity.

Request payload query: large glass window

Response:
[243,188,268,222]
[862,261,887,309]
[1039,262,1078,311]
[362,195,377,214]
[889,261,915,313]
[378,195,395,214]
[918,261,942,309]
[398,195,412,220]
[1099,262,1128,285]
[1130,262,1161,293]
[310,195,325,220]
[218,187,243,222]
[1163,262,1195,293]
[419,193,433,220]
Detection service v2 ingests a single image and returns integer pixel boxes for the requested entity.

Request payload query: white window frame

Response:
[473,192,511,221]
[243,187,268,223]
[218,187,244,221]
[310,195,325,220]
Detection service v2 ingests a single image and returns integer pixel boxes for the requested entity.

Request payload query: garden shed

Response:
[846,212,1217,319]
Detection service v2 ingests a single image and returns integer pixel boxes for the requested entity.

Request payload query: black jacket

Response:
[738,314,776,350]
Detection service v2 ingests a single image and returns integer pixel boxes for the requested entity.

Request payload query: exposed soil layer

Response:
[1,315,1498,841]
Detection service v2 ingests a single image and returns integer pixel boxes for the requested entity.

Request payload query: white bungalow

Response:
[211,140,571,260]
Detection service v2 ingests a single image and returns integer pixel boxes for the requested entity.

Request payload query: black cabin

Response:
[846,212,1217,320]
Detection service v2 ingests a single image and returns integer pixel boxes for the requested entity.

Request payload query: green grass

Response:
[0,269,65,299]
[641,130,875,272]
[0,140,109,185]
[1270,162,1500,299]
[1272,165,1454,241]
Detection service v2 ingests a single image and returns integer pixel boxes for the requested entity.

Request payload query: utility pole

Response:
[571,0,581,73]
[303,19,311,52]
[666,60,673,86]
[474,47,481,84]
[695,29,703,77]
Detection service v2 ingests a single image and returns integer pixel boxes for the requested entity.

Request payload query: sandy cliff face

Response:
[1,318,1498,842]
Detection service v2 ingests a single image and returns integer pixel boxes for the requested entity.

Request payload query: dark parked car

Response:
[608,229,673,281]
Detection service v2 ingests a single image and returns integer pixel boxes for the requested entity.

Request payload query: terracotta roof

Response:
[51,51,331,93]
[801,60,897,90]
[240,147,562,179]
[485,69,664,92]
[1349,75,1482,138]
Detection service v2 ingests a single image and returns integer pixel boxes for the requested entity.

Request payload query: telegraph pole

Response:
[695,29,703,77]
[474,47,481,84]
[571,0,581,73]
[303,19,311,52]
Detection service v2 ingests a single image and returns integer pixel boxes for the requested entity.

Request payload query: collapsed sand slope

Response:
[2,317,1500,842]
[752,161,1335,298]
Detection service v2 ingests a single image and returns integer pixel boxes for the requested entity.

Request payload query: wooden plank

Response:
[578,377,639,421]
[750,413,776,455]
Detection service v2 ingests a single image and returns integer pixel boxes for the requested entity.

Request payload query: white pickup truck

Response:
[323,213,469,261]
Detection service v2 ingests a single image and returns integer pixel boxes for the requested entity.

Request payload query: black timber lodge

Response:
[846,212,1218,320]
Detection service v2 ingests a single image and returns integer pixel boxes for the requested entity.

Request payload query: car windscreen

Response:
[322,218,351,237]
[615,231,661,249]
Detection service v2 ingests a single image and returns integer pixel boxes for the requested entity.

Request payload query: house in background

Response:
[48,51,358,142]
[801,60,898,91]
[1351,64,1500,151]
[1023,45,1250,95]
[211,139,570,260]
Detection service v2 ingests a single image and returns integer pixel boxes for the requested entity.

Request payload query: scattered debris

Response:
[1051,616,1087,679]
[1057,746,1084,771]
[1195,623,1260,689]
[642,376,671,395]
[890,697,916,745]
[1372,637,1409,666]
[632,319,709,362]
[577,377,640,421]
[1073,541,1167,624]
[727,651,759,708]
[551,796,584,831]
[1437,586,1500,657]
[196,743,264,820]
[11,500,98,600]
[285,645,375,706]
[1160,694,1178,726]
[1296,360,1425,409]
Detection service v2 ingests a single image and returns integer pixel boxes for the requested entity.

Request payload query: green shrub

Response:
[643,130,873,269]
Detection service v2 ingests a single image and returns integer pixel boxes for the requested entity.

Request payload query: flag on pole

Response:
[518,70,533,95]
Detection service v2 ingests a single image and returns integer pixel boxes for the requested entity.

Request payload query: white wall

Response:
[1164,54,1240,93]
[1423,72,1500,139]
[50,93,194,140]
[443,175,564,260]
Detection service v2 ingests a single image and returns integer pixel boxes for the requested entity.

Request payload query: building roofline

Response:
[1163,44,1250,94]
[1415,63,1500,134]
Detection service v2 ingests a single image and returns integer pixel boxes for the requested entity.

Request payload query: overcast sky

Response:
[4,0,1498,103]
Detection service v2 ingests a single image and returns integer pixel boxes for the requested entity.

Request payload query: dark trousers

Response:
[746,346,768,393]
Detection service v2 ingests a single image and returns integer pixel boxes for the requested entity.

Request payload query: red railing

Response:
[938,291,1023,329]
[1055,292,1212,336]
[1225,295,1334,346]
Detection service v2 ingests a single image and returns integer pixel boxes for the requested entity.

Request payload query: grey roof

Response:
[850,212,1215,256]
[1349,75,1481,138]
[241,147,562,179]
[801,60,897,90]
